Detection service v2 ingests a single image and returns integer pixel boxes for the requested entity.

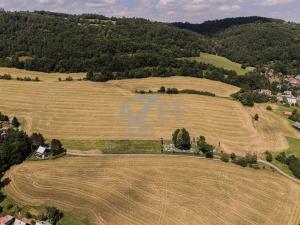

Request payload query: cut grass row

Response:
[4,156,300,225]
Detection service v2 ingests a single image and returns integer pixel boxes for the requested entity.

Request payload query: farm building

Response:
[283,111,293,116]
[288,77,300,87]
[0,215,14,225]
[294,122,300,130]
[35,146,50,159]
[13,219,26,225]
[287,97,297,105]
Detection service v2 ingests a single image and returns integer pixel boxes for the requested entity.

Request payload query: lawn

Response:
[61,139,162,154]
[0,195,87,225]
[187,53,255,75]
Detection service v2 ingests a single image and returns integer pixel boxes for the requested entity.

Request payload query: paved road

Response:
[67,151,300,184]
[258,159,300,184]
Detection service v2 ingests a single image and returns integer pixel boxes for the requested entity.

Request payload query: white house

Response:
[13,219,26,225]
[287,97,297,105]
[36,221,52,225]
[35,146,50,159]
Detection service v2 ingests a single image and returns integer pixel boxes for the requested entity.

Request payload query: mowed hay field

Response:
[4,156,300,225]
[0,68,299,154]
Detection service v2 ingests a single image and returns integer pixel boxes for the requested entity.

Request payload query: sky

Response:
[0,0,300,23]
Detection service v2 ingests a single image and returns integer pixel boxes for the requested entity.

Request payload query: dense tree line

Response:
[172,16,277,35]
[216,22,300,74]
[0,129,32,173]
[0,11,211,73]
[173,17,300,74]
[275,152,300,178]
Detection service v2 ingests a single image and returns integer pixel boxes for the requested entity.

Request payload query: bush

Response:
[254,114,259,121]
[230,153,237,161]
[6,203,13,210]
[158,86,166,93]
[220,152,230,162]
[287,156,300,178]
[286,155,297,165]
[51,139,65,156]
[265,151,273,162]
[266,105,272,111]
[65,76,73,81]
[234,157,248,167]
[245,152,257,164]
[275,152,287,164]
[197,136,214,154]
[25,211,33,219]
[205,151,214,158]
[46,206,63,225]
[179,89,216,97]
[0,74,12,80]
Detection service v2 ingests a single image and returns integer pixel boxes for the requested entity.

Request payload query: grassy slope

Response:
[4,156,300,225]
[1,68,299,154]
[187,53,255,75]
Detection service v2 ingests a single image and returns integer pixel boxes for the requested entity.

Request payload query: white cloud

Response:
[0,0,299,23]
[258,0,294,6]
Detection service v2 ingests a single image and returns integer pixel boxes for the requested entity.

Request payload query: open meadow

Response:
[187,53,255,75]
[4,156,300,225]
[0,68,299,154]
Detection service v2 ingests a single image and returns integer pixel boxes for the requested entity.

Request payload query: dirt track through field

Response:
[0,68,299,154]
[4,156,300,225]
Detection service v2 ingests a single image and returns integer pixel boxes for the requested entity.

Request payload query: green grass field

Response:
[188,53,255,75]
[61,139,162,154]
[287,137,300,157]
[0,195,89,225]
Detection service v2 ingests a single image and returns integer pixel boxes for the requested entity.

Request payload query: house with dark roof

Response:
[294,122,300,130]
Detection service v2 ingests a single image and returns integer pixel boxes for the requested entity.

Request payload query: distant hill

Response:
[0,11,211,73]
[173,17,300,74]
[215,22,300,74]
[171,16,280,35]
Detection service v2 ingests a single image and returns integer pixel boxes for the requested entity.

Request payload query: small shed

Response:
[35,146,50,159]
[294,122,300,130]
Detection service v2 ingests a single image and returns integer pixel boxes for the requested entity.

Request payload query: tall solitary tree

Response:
[172,128,191,150]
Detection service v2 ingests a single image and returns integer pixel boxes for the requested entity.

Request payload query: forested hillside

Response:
[172,16,278,35]
[0,11,211,73]
[215,22,300,74]
[2,11,300,75]
[173,17,300,74]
